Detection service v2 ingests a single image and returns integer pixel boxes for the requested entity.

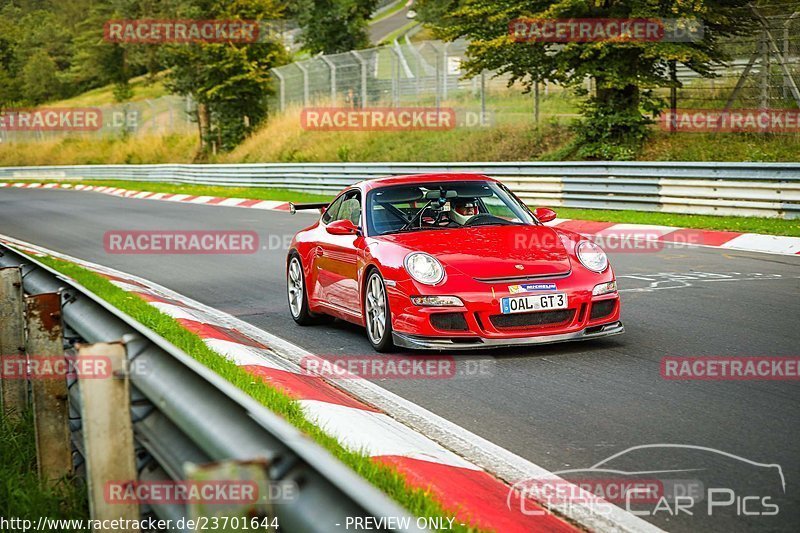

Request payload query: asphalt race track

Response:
[3,187,798,532]
[369,3,412,44]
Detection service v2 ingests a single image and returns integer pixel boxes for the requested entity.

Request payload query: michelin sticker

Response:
[508,283,557,294]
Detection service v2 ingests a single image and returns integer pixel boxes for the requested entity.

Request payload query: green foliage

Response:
[421,0,759,159]
[162,0,290,152]
[296,0,378,54]
[0,410,88,528]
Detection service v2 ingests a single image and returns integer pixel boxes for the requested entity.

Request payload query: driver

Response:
[447,198,478,225]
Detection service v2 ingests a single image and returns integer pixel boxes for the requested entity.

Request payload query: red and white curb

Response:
[3,181,799,256]
[1,233,663,533]
[548,218,800,256]
[0,181,293,212]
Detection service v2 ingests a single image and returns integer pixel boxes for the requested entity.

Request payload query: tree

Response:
[296,0,377,54]
[421,0,757,159]
[162,0,290,154]
[22,49,61,105]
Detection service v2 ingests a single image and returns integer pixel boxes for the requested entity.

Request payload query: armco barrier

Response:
[0,242,421,532]
[1,162,798,218]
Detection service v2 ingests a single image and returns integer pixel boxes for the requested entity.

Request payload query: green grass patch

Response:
[51,75,168,107]
[553,207,800,237]
[33,256,485,533]
[0,410,88,530]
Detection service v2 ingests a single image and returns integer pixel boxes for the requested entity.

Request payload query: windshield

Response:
[366,181,537,236]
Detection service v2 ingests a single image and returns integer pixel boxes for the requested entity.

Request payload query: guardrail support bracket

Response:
[0,266,28,419]
[25,292,71,484]
[78,341,140,530]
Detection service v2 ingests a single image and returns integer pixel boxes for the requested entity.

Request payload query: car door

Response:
[316,190,363,313]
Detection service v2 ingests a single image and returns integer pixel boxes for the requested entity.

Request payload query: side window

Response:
[321,194,345,224]
[335,191,362,226]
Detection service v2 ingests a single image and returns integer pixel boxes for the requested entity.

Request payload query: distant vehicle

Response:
[406,9,417,19]
[287,174,623,352]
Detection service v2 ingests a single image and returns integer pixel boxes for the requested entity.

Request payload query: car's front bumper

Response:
[392,320,624,350]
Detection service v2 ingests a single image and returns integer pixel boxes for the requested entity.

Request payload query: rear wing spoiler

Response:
[289,202,329,215]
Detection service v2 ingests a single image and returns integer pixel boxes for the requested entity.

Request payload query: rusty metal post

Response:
[0,266,27,419]
[78,342,139,530]
[25,293,71,483]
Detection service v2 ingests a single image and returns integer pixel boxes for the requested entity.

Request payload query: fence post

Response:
[533,81,540,127]
[272,70,286,112]
[0,266,27,419]
[760,30,769,110]
[25,292,71,484]
[297,62,310,107]
[321,55,337,105]
[350,51,368,109]
[442,42,449,101]
[391,48,400,107]
[669,60,678,133]
[481,70,487,126]
[78,342,139,530]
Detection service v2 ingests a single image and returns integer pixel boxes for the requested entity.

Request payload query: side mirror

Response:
[326,219,360,235]
[533,207,557,223]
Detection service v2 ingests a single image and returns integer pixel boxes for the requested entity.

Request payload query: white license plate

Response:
[500,293,568,314]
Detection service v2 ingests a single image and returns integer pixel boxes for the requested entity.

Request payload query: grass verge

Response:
[0,410,88,531]
[33,255,485,533]
[8,179,798,237]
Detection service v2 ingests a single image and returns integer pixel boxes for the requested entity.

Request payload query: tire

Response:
[287,254,317,325]
[364,270,394,352]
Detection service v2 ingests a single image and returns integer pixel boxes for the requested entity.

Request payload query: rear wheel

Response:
[364,270,394,352]
[287,255,316,325]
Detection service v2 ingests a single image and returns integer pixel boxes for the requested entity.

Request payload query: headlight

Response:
[577,241,608,273]
[592,281,617,296]
[404,252,445,285]
[411,295,464,306]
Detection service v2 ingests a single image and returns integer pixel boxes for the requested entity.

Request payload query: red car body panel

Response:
[288,173,623,350]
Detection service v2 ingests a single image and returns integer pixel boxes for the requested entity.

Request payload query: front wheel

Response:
[364,270,394,352]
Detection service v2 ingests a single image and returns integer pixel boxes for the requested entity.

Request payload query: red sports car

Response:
[287,173,623,352]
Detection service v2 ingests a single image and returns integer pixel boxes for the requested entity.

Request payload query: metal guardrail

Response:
[1,162,799,218]
[0,243,420,533]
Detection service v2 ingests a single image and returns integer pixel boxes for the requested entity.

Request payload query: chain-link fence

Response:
[271,10,800,129]
[0,95,196,144]
[269,38,546,126]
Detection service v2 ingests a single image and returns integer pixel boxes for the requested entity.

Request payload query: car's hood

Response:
[378,225,571,279]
